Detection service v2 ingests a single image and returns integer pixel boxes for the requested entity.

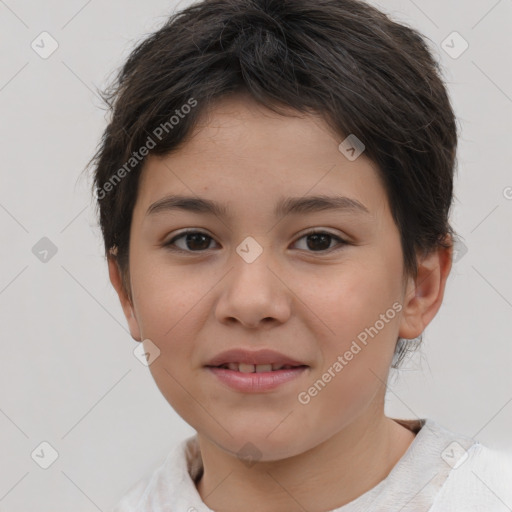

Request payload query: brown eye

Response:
[163,229,347,254]
[293,231,347,253]
[165,230,217,252]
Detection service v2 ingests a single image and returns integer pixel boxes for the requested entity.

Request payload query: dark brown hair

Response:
[86,0,458,367]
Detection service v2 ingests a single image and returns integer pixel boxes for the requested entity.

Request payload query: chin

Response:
[206,428,308,463]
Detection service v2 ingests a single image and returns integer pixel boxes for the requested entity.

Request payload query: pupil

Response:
[183,233,332,251]
[307,233,331,251]
[187,233,210,250]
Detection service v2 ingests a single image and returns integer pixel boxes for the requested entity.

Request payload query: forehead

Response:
[134,93,389,220]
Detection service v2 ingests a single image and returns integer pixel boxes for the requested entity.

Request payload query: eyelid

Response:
[163,228,349,253]
[296,227,346,240]
[164,228,218,251]
[293,229,348,252]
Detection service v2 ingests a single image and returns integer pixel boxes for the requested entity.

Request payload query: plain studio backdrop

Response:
[0,0,511,510]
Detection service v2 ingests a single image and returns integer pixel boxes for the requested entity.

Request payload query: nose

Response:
[213,245,292,329]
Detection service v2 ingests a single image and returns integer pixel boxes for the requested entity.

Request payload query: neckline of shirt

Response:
[172,417,479,511]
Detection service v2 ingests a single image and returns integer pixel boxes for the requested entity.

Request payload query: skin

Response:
[108,91,452,512]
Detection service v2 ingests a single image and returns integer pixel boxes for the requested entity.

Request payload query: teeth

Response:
[220,363,296,372]
[238,363,256,373]
[255,364,273,373]
[239,363,273,373]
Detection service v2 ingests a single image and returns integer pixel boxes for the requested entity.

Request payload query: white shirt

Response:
[112,418,512,511]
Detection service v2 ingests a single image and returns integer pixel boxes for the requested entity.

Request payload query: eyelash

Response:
[163,229,348,254]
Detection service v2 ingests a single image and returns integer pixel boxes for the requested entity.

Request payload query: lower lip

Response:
[206,366,308,392]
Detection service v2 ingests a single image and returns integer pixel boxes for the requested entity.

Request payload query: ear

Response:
[107,252,142,342]
[399,238,453,339]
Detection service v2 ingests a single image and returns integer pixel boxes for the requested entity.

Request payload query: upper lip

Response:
[205,349,308,367]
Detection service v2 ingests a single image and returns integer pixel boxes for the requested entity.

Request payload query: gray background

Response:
[1,0,511,510]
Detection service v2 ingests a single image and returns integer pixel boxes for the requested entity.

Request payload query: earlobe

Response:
[107,253,142,342]
[398,241,453,340]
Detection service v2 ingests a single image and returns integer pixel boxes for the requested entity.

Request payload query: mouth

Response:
[204,349,309,391]
[207,363,309,373]
[205,364,309,392]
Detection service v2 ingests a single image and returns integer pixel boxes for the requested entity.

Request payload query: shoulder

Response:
[110,434,204,512]
[382,418,512,512]
[110,456,168,512]
[430,441,512,511]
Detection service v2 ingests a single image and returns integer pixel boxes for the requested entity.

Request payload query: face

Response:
[111,92,427,461]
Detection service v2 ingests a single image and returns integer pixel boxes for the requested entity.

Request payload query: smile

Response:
[206,365,309,392]
[214,363,306,373]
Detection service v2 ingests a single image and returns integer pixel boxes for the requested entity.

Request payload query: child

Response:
[88,0,512,510]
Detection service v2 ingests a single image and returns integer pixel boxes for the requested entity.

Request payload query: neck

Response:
[195,411,417,512]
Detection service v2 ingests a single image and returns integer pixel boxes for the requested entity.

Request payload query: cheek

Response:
[300,255,403,384]
[130,251,209,339]
[132,265,207,415]
[301,256,402,336]
[298,275,400,426]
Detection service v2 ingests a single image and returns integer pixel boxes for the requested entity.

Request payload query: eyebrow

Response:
[145,194,370,219]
